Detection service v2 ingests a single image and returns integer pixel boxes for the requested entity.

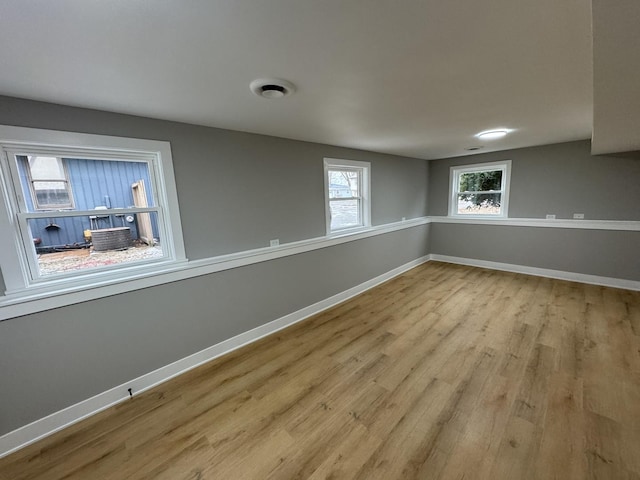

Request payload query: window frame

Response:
[448,160,512,218]
[323,158,371,234]
[0,125,186,297]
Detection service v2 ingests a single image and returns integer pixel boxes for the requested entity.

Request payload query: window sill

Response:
[447,214,508,220]
[327,225,372,237]
[2,258,190,305]
[0,217,431,321]
[434,216,640,230]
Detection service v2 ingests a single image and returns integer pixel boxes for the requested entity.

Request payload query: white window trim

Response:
[0,125,187,298]
[448,160,511,218]
[323,158,371,234]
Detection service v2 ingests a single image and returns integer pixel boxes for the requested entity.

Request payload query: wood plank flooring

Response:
[2,261,640,479]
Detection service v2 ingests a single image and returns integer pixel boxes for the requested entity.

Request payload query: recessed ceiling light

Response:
[250,78,296,99]
[476,129,509,140]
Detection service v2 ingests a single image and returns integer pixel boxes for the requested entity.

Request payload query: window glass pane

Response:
[33,181,71,207]
[28,156,65,180]
[459,170,502,192]
[328,169,359,198]
[18,155,155,212]
[28,212,163,277]
[329,199,361,230]
[456,193,502,214]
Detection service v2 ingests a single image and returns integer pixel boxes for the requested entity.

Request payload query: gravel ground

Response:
[457,204,501,214]
[38,245,163,276]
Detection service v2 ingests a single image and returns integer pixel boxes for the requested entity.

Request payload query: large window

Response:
[324,158,371,233]
[0,125,186,296]
[449,160,511,217]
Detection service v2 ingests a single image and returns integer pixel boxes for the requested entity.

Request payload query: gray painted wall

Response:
[428,140,640,281]
[591,0,640,155]
[1,96,638,438]
[0,95,429,263]
[0,96,430,435]
[431,223,639,281]
[428,140,640,220]
[0,225,429,434]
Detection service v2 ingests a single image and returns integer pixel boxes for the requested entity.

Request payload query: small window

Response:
[0,125,186,295]
[24,156,74,210]
[324,158,371,233]
[449,160,511,217]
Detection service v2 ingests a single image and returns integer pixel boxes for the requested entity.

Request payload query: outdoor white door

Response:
[131,180,154,245]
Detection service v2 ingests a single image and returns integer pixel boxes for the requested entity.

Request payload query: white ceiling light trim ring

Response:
[476,129,510,140]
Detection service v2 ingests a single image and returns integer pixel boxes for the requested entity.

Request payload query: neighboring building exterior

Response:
[17,156,158,250]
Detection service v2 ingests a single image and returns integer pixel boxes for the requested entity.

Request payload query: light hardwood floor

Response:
[2,262,640,480]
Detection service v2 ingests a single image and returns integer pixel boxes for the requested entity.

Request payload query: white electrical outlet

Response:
[270,239,279,247]
[545,214,556,219]
[573,213,584,219]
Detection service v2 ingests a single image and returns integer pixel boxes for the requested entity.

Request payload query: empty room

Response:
[0,1,639,479]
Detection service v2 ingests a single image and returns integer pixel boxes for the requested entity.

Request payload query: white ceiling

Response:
[0,0,593,160]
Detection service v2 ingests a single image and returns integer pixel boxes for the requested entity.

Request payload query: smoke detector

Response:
[250,78,296,99]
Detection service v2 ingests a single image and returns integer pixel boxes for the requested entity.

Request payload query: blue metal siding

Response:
[65,158,152,210]
[17,157,159,248]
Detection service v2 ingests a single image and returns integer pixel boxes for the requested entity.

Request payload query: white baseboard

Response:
[430,254,640,291]
[0,254,430,459]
